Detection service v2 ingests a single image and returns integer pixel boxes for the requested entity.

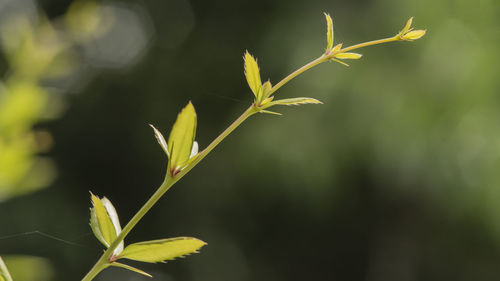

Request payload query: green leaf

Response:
[261,80,272,100]
[244,51,262,100]
[0,257,13,281]
[400,17,414,35]
[118,237,206,263]
[260,110,282,116]
[100,197,124,255]
[330,58,350,67]
[335,52,363,59]
[332,43,342,52]
[271,97,323,106]
[167,102,197,173]
[89,192,118,248]
[324,12,334,51]
[150,124,169,157]
[111,262,152,278]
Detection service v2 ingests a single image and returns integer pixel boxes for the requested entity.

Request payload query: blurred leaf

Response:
[0,257,13,281]
[0,81,47,134]
[65,0,102,41]
[244,51,262,100]
[111,262,152,278]
[118,237,206,263]
[2,256,54,281]
[167,102,197,173]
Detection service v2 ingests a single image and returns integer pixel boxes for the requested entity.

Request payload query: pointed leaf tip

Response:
[118,237,207,263]
[244,51,262,100]
[324,12,334,51]
[111,262,152,278]
[167,102,197,173]
[150,124,169,157]
[401,17,414,34]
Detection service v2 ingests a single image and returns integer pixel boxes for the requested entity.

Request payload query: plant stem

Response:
[82,34,401,281]
[268,36,398,97]
[268,55,329,96]
[82,106,258,281]
[333,36,399,54]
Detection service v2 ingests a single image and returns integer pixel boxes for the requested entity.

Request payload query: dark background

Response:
[1,0,500,280]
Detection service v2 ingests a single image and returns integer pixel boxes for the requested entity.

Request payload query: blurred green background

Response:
[1,0,500,280]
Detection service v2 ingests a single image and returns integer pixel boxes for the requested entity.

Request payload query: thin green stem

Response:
[268,36,399,98]
[82,105,258,281]
[82,33,402,281]
[332,36,399,55]
[269,55,329,96]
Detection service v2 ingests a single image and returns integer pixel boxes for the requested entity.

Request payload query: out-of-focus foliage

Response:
[1,255,53,281]
[0,0,151,201]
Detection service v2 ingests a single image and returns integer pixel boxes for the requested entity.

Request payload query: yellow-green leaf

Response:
[100,197,124,255]
[332,43,342,52]
[150,124,169,157]
[167,102,197,173]
[90,192,117,248]
[260,110,282,116]
[244,51,262,100]
[271,97,323,106]
[335,52,362,59]
[118,237,206,263]
[0,257,13,281]
[401,17,413,35]
[324,12,334,51]
[111,262,152,278]
[261,80,272,100]
[402,29,426,41]
[330,58,350,67]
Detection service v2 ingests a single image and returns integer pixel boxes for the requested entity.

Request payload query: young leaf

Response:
[335,52,363,59]
[189,141,199,158]
[167,102,197,173]
[400,17,414,35]
[324,12,334,51]
[260,110,282,116]
[261,80,273,100]
[402,29,426,41]
[271,97,323,106]
[332,43,342,52]
[90,192,118,248]
[244,51,262,100]
[117,237,206,263]
[101,197,124,255]
[111,262,152,278]
[0,257,13,281]
[330,58,350,67]
[150,124,169,157]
